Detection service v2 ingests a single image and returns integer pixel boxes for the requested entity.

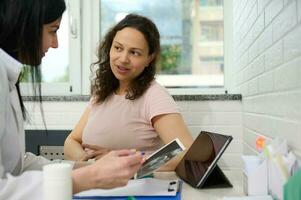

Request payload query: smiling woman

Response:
[64,14,193,171]
[91,14,160,101]
[110,27,154,94]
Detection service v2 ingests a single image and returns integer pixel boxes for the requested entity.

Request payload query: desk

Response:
[153,170,244,200]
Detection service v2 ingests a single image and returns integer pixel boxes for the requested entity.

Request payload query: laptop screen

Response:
[176,131,233,188]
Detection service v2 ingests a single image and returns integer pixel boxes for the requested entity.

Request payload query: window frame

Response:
[20,0,82,96]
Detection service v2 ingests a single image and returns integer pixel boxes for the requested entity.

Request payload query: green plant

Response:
[19,65,31,82]
[159,44,181,74]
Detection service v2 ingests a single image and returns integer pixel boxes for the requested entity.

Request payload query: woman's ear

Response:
[147,54,155,66]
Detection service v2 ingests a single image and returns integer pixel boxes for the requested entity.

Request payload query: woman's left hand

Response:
[81,144,111,161]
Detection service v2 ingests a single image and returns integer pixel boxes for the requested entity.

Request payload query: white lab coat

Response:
[0,49,52,200]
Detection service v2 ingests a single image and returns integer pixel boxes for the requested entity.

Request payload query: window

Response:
[200,0,223,6]
[96,0,227,89]
[20,0,81,96]
[21,0,233,95]
[41,11,69,83]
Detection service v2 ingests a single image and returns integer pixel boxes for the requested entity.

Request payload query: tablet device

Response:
[137,138,186,178]
[176,131,233,188]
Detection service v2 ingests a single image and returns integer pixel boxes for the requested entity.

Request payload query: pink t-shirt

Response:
[82,81,179,153]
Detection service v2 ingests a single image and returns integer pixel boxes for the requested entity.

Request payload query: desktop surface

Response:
[153,170,244,200]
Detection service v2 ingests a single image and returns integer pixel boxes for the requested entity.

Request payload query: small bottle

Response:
[43,163,72,200]
[255,136,265,153]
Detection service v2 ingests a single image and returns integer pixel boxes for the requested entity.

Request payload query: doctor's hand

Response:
[72,149,143,194]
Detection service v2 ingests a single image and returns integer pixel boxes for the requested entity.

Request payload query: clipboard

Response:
[176,131,233,189]
[73,193,181,200]
[73,178,182,200]
[73,190,181,200]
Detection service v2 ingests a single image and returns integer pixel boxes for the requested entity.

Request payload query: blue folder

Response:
[73,181,182,200]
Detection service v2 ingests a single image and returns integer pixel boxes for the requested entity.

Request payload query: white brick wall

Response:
[298,0,301,21]
[233,0,301,155]
[24,102,87,130]
[265,0,283,26]
[24,100,243,170]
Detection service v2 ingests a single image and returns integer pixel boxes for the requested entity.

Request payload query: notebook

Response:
[176,131,233,189]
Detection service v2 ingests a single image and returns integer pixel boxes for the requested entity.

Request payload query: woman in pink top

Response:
[64,14,193,170]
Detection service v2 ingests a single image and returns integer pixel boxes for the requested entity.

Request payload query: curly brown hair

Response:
[91,14,160,103]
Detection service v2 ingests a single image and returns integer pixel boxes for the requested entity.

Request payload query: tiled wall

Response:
[24,100,243,170]
[232,0,301,155]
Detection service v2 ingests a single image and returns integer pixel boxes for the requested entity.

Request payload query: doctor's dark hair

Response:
[91,14,161,103]
[0,0,66,119]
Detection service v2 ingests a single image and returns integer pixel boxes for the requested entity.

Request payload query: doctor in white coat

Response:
[0,0,143,199]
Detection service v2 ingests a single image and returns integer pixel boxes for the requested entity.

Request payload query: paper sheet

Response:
[74,178,179,197]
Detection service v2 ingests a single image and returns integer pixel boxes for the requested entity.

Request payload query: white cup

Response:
[43,163,72,200]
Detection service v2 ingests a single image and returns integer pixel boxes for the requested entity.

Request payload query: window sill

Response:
[22,94,241,102]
